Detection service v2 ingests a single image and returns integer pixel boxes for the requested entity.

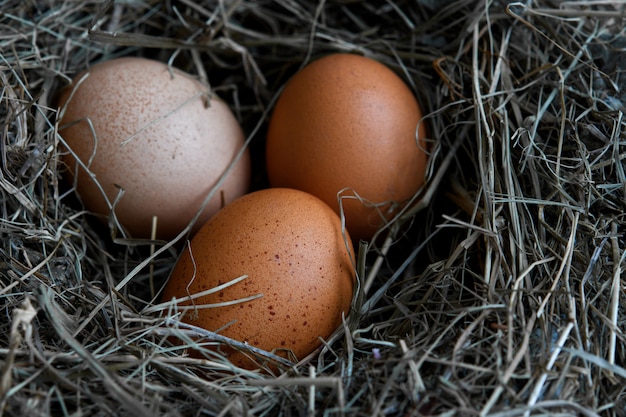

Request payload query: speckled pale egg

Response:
[161,188,355,369]
[266,53,429,241]
[58,57,250,240]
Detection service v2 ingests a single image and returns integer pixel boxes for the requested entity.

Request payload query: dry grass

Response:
[1,0,626,416]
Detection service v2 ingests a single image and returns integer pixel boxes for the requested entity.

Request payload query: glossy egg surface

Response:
[266,53,428,241]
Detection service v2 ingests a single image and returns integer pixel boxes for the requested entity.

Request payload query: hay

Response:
[1,0,625,416]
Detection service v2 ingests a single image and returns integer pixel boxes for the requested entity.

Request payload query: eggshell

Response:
[58,57,250,240]
[161,188,355,369]
[266,53,428,241]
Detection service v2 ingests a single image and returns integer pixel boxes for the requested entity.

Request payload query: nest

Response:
[1,0,625,415]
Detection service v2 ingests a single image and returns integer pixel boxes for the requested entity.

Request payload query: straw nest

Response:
[1,0,625,416]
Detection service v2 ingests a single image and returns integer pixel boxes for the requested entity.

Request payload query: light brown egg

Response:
[58,57,250,240]
[161,188,355,369]
[266,53,429,241]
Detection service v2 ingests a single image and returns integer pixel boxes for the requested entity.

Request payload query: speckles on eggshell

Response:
[161,188,356,370]
[58,57,251,240]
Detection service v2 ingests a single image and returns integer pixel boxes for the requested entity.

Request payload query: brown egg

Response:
[58,57,250,240]
[161,188,355,369]
[266,53,429,241]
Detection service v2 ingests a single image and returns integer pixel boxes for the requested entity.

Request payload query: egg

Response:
[266,53,429,241]
[58,57,250,240]
[161,188,355,369]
